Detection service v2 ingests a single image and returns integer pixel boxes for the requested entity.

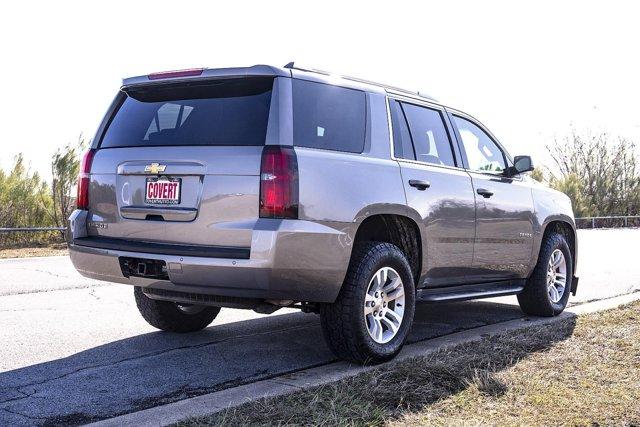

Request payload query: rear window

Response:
[100,78,273,148]
[293,79,366,153]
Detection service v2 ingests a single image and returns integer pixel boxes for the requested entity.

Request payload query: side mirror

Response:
[506,155,534,176]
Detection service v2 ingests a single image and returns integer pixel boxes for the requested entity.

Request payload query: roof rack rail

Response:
[284,62,437,102]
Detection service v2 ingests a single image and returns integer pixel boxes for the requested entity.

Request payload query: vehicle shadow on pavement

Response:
[1,299,550,425]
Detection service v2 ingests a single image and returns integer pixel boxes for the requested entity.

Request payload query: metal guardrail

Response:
[0,227,67,233]
[575,215,640,229]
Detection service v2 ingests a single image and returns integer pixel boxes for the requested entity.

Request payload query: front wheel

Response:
[518,232,573,316]
[134,287,221,332]
[320,242,416,364]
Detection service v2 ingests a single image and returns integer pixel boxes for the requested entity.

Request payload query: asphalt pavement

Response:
[0,229,638,425]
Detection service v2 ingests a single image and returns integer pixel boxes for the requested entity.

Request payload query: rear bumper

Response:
[69,218,351,303]
[73,236,250,259]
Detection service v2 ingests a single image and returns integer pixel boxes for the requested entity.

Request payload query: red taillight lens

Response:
[76,149,95,210]
[259,146,298,219]
[148,68,204,80]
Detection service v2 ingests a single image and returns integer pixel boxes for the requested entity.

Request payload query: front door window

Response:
[453,115,506,174]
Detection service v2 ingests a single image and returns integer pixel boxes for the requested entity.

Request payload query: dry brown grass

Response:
[0,242,68,259]
[182,301,640,427]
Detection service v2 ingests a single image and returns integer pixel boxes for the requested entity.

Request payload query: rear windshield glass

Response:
[293,79,366,153]
[100,78,273,148]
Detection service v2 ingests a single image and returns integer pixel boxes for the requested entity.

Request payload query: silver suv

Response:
[69,63,578,363]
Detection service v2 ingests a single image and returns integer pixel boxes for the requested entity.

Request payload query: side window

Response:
[453,115,506,174]
[292,79,366,153]
[389,99,415,160]
[401,103,456,167]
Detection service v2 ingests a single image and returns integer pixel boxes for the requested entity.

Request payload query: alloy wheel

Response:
[547,249,567,303]
[364,267,405,344]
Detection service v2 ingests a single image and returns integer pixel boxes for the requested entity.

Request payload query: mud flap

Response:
[571,276,579,296]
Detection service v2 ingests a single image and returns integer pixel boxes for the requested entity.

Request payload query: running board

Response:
[417,279,525,303]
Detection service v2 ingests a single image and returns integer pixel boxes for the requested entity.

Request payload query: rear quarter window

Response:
[100,77,273,148]
[292,80,366,153]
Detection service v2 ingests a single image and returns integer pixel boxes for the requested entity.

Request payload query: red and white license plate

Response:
[145,177,181,205]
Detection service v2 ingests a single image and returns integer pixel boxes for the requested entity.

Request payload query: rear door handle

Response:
[476,188,494,198]
[409,180,431,190]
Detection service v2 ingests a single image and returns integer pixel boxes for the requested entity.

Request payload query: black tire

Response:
[134,287,221,332]
[518,232,573,317]
[320,242,416,364]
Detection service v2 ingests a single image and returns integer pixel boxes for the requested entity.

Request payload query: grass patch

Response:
[0,242,68,258]
[182,302,640,426]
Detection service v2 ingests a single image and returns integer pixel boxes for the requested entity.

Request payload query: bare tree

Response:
[49,136,87,234]
[547,129,640,217]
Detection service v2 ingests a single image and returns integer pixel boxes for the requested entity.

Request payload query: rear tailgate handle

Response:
[409,180,431,190]
[120,206,197,222]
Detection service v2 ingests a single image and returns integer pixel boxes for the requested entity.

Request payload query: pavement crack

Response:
[1,406,45,421]
[0,283,107,298]
[29,268,67,279]
[88,289,101,300]
[0,388,33,404]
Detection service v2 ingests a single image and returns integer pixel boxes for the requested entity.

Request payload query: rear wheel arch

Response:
[352,213,423,286]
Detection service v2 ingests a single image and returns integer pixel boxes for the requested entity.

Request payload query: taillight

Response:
[259,146,298,219]
[76,149,95,210]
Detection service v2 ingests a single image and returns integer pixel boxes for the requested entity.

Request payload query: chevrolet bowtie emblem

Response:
[144,163,167,174]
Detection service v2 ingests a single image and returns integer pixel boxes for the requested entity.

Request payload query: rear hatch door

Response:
[87,77,275,248]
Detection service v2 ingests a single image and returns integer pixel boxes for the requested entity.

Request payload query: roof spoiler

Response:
[121,65,289,88]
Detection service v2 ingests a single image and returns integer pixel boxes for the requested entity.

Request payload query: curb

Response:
[88,291,640,427]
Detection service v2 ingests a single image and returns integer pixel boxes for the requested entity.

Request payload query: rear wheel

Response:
[518,232,573,316]
[320,242,415,364]
[134,287,220,332]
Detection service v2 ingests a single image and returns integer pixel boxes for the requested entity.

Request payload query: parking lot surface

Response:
[0,229,638,425]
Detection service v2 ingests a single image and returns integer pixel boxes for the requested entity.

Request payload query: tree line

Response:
[0,137,85,246]
[1,131,639,247]
[533,130,640,219]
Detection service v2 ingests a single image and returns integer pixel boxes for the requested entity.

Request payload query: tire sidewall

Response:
[134,287,220,332]
[354,245,415,360]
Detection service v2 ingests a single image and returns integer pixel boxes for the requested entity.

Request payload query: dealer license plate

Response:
[145,177,181,205]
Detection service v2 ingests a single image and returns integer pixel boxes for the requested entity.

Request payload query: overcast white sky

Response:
[1,0,639,179]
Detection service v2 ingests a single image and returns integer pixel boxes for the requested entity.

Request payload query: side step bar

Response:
[417,279,525,303]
